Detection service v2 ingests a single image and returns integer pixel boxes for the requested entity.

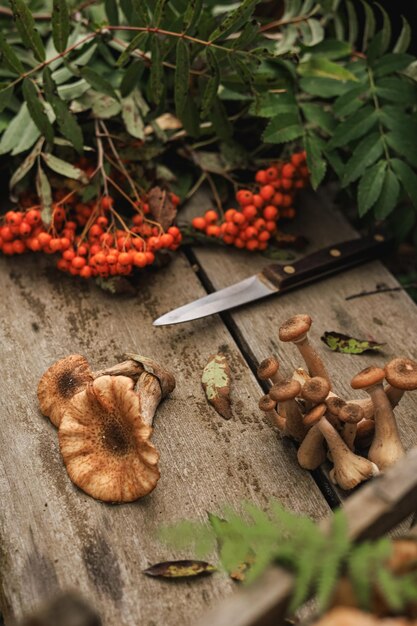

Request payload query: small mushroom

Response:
[279,314,331,385]
[38,355,93,428]
[269,379,306,442]
[129,355,176,426]
[259,395,287,433]
[338,403,365,450]
[59,375,160,502]
[297,423,327,470]
[304,404,379,490]
[257,356,283,386]
[355,418,375,448]
[351,367,405,471]
[301,376,331,405]
[384,357,417,405]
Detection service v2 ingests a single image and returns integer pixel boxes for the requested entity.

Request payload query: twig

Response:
[95,120,108,197]
[99,120,144,199]
[259,7,320,32]
[345,283,417,301]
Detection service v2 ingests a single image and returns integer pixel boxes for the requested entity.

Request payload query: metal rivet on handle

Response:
[283,265,296,274]
[329,248,341,258]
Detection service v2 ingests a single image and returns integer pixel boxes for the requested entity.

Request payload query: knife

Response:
[153,233,391,326]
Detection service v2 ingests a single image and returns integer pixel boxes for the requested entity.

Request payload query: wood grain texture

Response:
[0,250,329,626]
[189,189,417,482]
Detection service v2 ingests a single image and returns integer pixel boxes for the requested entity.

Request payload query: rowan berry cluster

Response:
[0,189,182,279]
[191,151,309,251]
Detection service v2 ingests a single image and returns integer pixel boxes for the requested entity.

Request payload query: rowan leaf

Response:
[52,0,70,53]
[0,85,13,114]
[202,353,232,420]
[22,79,54,144]
[341,133,383,187]
[121,95,144,139]
[42,152,88,183]
[305,132,326,190]
[36,164,53,226]
[9,0,45,61]
[209,0,259,42]
[120,60,144,97]
[300,103,335,134]
[357,160,387,217]
[0,32,24,75]
[9,137,44,192]
[373,53,414,78]
[183,0,203,32]
[208,98,233,141]
[391,158,417,210]
[386,132,417,168]
[327,106,377,149]
[360,0,376,51]
[130,0,149,25]
[43,68,83,153]
[80,67,119,100]
[263,112,303,144]
[149,37,164,105]
[201,48,220,119]
[375,77,417,105]
[104,0,119,25]
[298,57,357,82]
[174,39,190,117]
[373,168,400,220]
[394,16,411,53]
[117,31,148,67]
[333,85,368,117]
[346,0,358,46]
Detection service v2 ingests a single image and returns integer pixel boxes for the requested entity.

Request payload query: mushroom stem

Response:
[342,423,356,450]
[270,380,307,442]
[294,336,330,384]
[367,384,405,470]
[297,425,326,470]
[93,359,144,381]
[136,372,162,426]
[258,396,287,433]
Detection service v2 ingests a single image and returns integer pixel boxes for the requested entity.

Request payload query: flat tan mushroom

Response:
[58,375,160,502]
[38,355,93,427]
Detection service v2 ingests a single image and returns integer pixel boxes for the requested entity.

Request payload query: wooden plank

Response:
[189,189,417,477]
[0,250,329,626]
[196,448,417,626]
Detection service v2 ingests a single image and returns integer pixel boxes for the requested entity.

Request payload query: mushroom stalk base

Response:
[136,372,162,426]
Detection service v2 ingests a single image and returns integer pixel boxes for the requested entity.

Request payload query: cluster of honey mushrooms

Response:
[37,354,175,503]
[258,314,417,491]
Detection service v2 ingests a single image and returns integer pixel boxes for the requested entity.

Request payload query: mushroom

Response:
[93,358,145,381]
[355,418,375,449]
[301,376,331,405]
[338,403,365,450]
[58,375,160,502]
[279,314,331,385]
[258,395,287,433]
[127,355,176,426]
[304,404,379,490]
[38,355,93,428]
[351,367,405,471]
[311,607,389,626]
[269,379,306,442]
[257,356,283,386]
[297,423,327,470]
[384,357,417,405]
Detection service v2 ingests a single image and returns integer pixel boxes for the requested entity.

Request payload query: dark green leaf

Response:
[373,53,414,78]
[378,107,417,137]
[201,48,220,119]
[305,132,326,189]
[0,33,24,75]
[41,152,89,183]
[392,204,416,241]
[391,158,417,210]
[300,77,353,97]
[209,98,233,141]
[300,103,335,134]
[231,19,259,49]
[373,168,400,219]
[328,106,377,149]
[263,113,303,144]
[346,0,358,46]
[228,55,254,86]
[43,68,83,153]
[366,32,386,64]
[104,0,119,24]
[357,160,386,216]
[298,57,358,82]
[120,60,145,97]
[306,39,351,60]
[333,85,368,117]
[174,39,190,117]
[394,16,411,53]
[121,95,144,139]
[52,0,70,53]
[0,85,13,114]
[120,0,133,21]
[209,0,259,42]
[154,0,168,26]
[9,136,44,192]
[144,560,216,578]
[341,133,383,187]
[149,37,164,105]
[0,104,41,156]
[181,93,200,137]
[375,2,391,56]
[376,77,417,105]
[130,0,149,25]
[117,32,148,67]
[80,67,119,100]
[183,0,203,32]
[386,131,417,168]
[36,163,53,226]
[360,0,376,51]
[22,79,54,144]
[9,0,45,62]
[249,92,297,118]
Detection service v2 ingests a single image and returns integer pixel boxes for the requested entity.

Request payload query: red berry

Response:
[242,205,258,220]
[260,185,275,201]
[12,240,25,254]
[133,252,147,267]
[246,239,259,251]
[192,217,206,230]
[263,205,278,221]
[265,167,279,181]
[206,225,221,237]
[233,212,246,226]
[282,163,296,179]
[101,195,114,210]
[255,170,267,184]
[236,190,253,207]
[72,256,86,269]
[160,233,174,248]
[224,209,236,222]
[80,266,93,279]
[253,194,264,209]
[204,210,218,223]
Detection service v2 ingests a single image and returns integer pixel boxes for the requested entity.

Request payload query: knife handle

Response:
[262,234,392,291]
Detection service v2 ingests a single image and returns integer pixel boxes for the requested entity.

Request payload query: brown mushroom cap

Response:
[269,379,301,402]
[351,366,385,390]
[58,375,160,503]
[259,395,276,412]
[301,377,331,404]
[125,353,175,397]
[279,314,312,343]
[339,403,364,424]
[257,357,279,381]
[325,396,347,416]
[385,357,417,391]
[303,403,327,427]
[38,355,93,428]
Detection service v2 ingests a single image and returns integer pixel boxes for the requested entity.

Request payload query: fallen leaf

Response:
[95,276,136,295]
[202,353,232,419]
[230,555,256,582]
[147,186,177,231]
[321,331,385,355]
[143,560,216,578]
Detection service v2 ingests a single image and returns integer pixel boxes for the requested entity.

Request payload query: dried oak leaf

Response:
[202,354,232,420]
[321,331,385,355]
[143,560,216,579]
[148,186,176,231]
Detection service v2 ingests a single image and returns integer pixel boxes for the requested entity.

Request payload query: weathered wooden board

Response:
[190,189,417,468]
[0,249,329,626]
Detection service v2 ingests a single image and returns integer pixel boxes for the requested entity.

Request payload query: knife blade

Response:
[153,233,391,326]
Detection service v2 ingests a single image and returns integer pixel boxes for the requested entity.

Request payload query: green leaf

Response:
[298,56,358,82]
[341,133,383,187]
[333,85,368,117]
[117,31,148,67]
[249,92,297,118]
[154,0,168,26]
[208,98,233,141]
[0,85,13,114]
[202,353,232,419]
[130,0,149,25]
[9,137,44,192]
[305,132,326,189]
[121,95,144,139]
[80,67,119,100]
[43,68,83,153]
[321,331,385,354]
[391,158,417,210]
[22,79,54,144]
[181,93,200,137]
[0,32,24,75]
[36,164,53,226]
[183,0,203,32]
[373,168,400,219]
[209,0,259,42]
[386,131,417,168]
[394,16,411,53]
[357,160,387,217]
[8,0,45,62]
[373,53,414,78]
[299,77,353,98]
[104,0,119,25]
[346,0,358,46]
[201,48,220,119]
[391,204,416,241]
[0,104,39,155]
[376,77,417,105]
[328,106,377,149]
[300,103,335,134]
[149,37,164,105]
[306,39,351,60]
[91,93,121,119]
[375,2,391,57]
[120,60,144,97]
[52,0,70,53]
[360,0,376,51]
[228,55,254,86]
[41,152,88,183]
[174,39,190,117]
[299,19,324,47]
[263,113,303,144]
